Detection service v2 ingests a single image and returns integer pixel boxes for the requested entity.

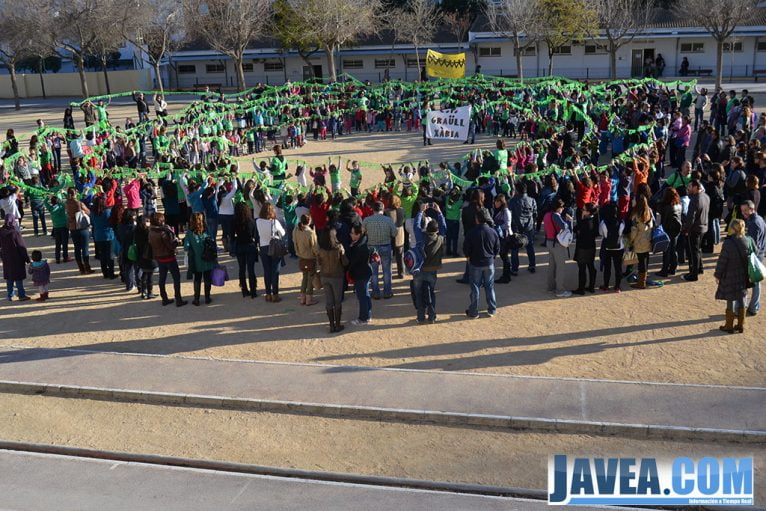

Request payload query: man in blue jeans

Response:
[412,204,446,324]
[742,201,766,316]
[463,208,500,318]
[509,181,537,274]
[362,202,397,299]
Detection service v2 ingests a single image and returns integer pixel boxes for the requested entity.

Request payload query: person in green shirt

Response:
[346,160,362,196]
[329,163,341,193]
[493,139,509,173]
[444,186,463,256]
[270,144,289,181]
[184,212,217,306]
[46,195,70,263]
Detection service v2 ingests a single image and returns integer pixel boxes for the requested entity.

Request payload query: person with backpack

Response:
[543,198,572,298]
[627,195,655,290]
[599,202,626,293]
[412,203,446,324]
[463,208,500,318]
[741,200,766,317]
[510,181,537,275]
[184,213,216,306]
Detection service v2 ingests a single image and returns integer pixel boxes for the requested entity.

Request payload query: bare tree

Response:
[125,0,186,93]
[674,0,756,89]
[390,0,441,73]
[185,0,272,91]
[0,0,34,109]
[585,0,652,79]
[51,0,113,98]
[91,8,129,95]
[443,11,472,46]
[485,0,539,81]
[289,0,382,83]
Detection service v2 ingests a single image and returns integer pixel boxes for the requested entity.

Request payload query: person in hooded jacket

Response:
[412,203,446,324]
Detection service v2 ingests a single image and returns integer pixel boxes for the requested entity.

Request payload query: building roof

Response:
[176,23,464,55]
[470,8,766,35]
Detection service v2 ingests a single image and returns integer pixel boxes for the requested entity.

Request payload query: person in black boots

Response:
[184,213,215,306]
[232,202,259,299]
[493,194,513,284]
[148,212,187,307]
[572,203,599,295]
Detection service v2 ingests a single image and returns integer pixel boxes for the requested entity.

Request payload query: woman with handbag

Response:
[347,223,373,327]
[598,202,626,293]
[293,214,318,305]
[256,202,286,302]
[317,227,347,332]
[714,219,752,333]
[656,187,682,277]
[65,187,95,275]
[572,203,599,295]
[627,195,655,290]
[232,202,259,299]
[184,213,216,306]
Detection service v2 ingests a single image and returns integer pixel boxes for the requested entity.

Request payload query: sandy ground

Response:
[1,393,763,502]
[1,105,765,385]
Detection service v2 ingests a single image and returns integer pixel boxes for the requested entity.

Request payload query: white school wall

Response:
[0,69,153,99]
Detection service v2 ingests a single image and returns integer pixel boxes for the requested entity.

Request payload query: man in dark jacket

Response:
[412,205,446,324]
[456,188,485,284]
[742,200,766,315]
[683,179,710,281]
[509,180,537,274]
[463,208,500,318]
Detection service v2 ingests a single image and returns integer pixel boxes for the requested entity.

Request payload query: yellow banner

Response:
[425,49,466,79]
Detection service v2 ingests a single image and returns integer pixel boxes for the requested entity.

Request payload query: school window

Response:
[178,65,196,74]
[758,41,766,52]
[264,61,284,72]
[680,42,704,53]
[406,58,424,68]
[552,45,572,55]
[242,63,254,72]
[343,59,364,69]
[584,44,607,55]
[374,58,396,69]
[205,64,225,74]
[723,41,743,52]
[479,47,501,57]
[513,46,536,56]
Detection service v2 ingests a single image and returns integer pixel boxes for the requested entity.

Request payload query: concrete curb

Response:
[1,380,763,444]
[0,439,545,500]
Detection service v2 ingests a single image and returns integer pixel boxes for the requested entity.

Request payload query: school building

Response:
[159,8,766,88]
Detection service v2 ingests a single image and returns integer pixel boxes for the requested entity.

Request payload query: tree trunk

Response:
[8,63,21,110]
[282,58,288,83]
[514,35,524,82]
[609,41,617,80]
[548,52,554,76]
[153,61,164,94]
[715,38,723,91]
[38,58,47,99]
[101,56,111,95]
[235,56,246,91]
[415,43,421,78]
[75,54,89,98]
[326,44,337,83]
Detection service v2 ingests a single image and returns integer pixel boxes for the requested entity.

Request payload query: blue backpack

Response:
[651,224,670,254]
[404,246,425,275]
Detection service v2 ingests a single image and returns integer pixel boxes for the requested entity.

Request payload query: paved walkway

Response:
[0,346,763,441]
[0,449,658,511]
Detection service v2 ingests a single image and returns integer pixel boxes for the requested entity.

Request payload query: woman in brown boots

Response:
[715,218,751,333]
[316,227,347,333]
[628,195,654,290]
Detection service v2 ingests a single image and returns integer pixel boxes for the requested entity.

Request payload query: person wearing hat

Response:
[463,207,500,319]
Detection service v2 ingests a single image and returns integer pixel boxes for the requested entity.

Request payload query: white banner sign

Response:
[425,106,471,140]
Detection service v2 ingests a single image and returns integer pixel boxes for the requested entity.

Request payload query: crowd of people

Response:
[1,76,765,334]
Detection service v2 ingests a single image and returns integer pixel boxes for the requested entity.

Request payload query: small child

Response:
[346,160,362,197]
[28,250,51,302]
